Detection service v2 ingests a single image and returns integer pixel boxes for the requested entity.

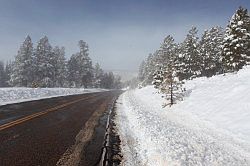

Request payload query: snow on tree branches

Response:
[152,36,184,106]
[10,36,34,87]
[138,6,250,107]
[222,6,250,72]
[6,36,121,89]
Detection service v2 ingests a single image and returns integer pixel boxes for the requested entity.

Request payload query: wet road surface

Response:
[0,90,122,166]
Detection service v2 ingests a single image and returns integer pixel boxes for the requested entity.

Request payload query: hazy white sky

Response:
[0,0,249,71]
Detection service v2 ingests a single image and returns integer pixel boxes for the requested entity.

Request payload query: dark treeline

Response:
[138,6,250,106]
[0,36,121,89]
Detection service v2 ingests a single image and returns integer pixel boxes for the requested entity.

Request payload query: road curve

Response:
[0,90,122,166]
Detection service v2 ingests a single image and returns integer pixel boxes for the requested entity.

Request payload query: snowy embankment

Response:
[0,88,106,106]
[116,66,250,166]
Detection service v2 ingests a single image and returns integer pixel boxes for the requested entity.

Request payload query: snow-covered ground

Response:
[0,88,106,106]
[116,66,250,165]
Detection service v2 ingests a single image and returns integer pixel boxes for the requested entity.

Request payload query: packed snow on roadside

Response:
[115,66,250,166]
[0,88,106,106]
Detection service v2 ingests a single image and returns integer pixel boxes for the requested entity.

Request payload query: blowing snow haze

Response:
[0,0,249,72]
[1,1,250,165]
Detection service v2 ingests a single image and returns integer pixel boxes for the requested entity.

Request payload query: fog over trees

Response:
[0,37,121,89]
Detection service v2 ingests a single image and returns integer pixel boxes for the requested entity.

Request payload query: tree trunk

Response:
[170,78,173,106]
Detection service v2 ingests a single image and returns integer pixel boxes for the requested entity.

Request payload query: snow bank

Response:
[116,66,250,166]
[0,88,106,106]
[180,66,250,142]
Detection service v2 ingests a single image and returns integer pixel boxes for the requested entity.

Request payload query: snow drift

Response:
[116,66,250,165]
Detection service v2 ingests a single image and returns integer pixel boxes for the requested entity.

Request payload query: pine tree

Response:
[174,43,186,81]
[52,46,67,87]
[140,53,155,85]
[161,35,177,65]
[68,54,80,87]
[179,27,201,80]
[161,68,184,107]
[152,35,184,106]
[199,27,224,77]
[153,35,177,89]
[144,51,162,85]
[4,61,12,87]
[68,40,93,88]
[100,72,115,89]
[78,40,93,88]
[113,75,122,89]
[152,64,164,89]
[138,60,146,82]
[93,63,104,88]
[0,61,5,87]
[10,35,34,87]
[222,6,250,72]
[34,36,54,87]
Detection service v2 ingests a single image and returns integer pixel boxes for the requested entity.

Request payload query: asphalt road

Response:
[0,90,122,166]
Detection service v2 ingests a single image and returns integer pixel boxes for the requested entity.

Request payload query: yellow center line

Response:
[0,95,98,131]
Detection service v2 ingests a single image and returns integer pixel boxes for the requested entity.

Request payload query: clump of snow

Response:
[238,20,243,26]
[116,66,250,165]
[0,88,106,106]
